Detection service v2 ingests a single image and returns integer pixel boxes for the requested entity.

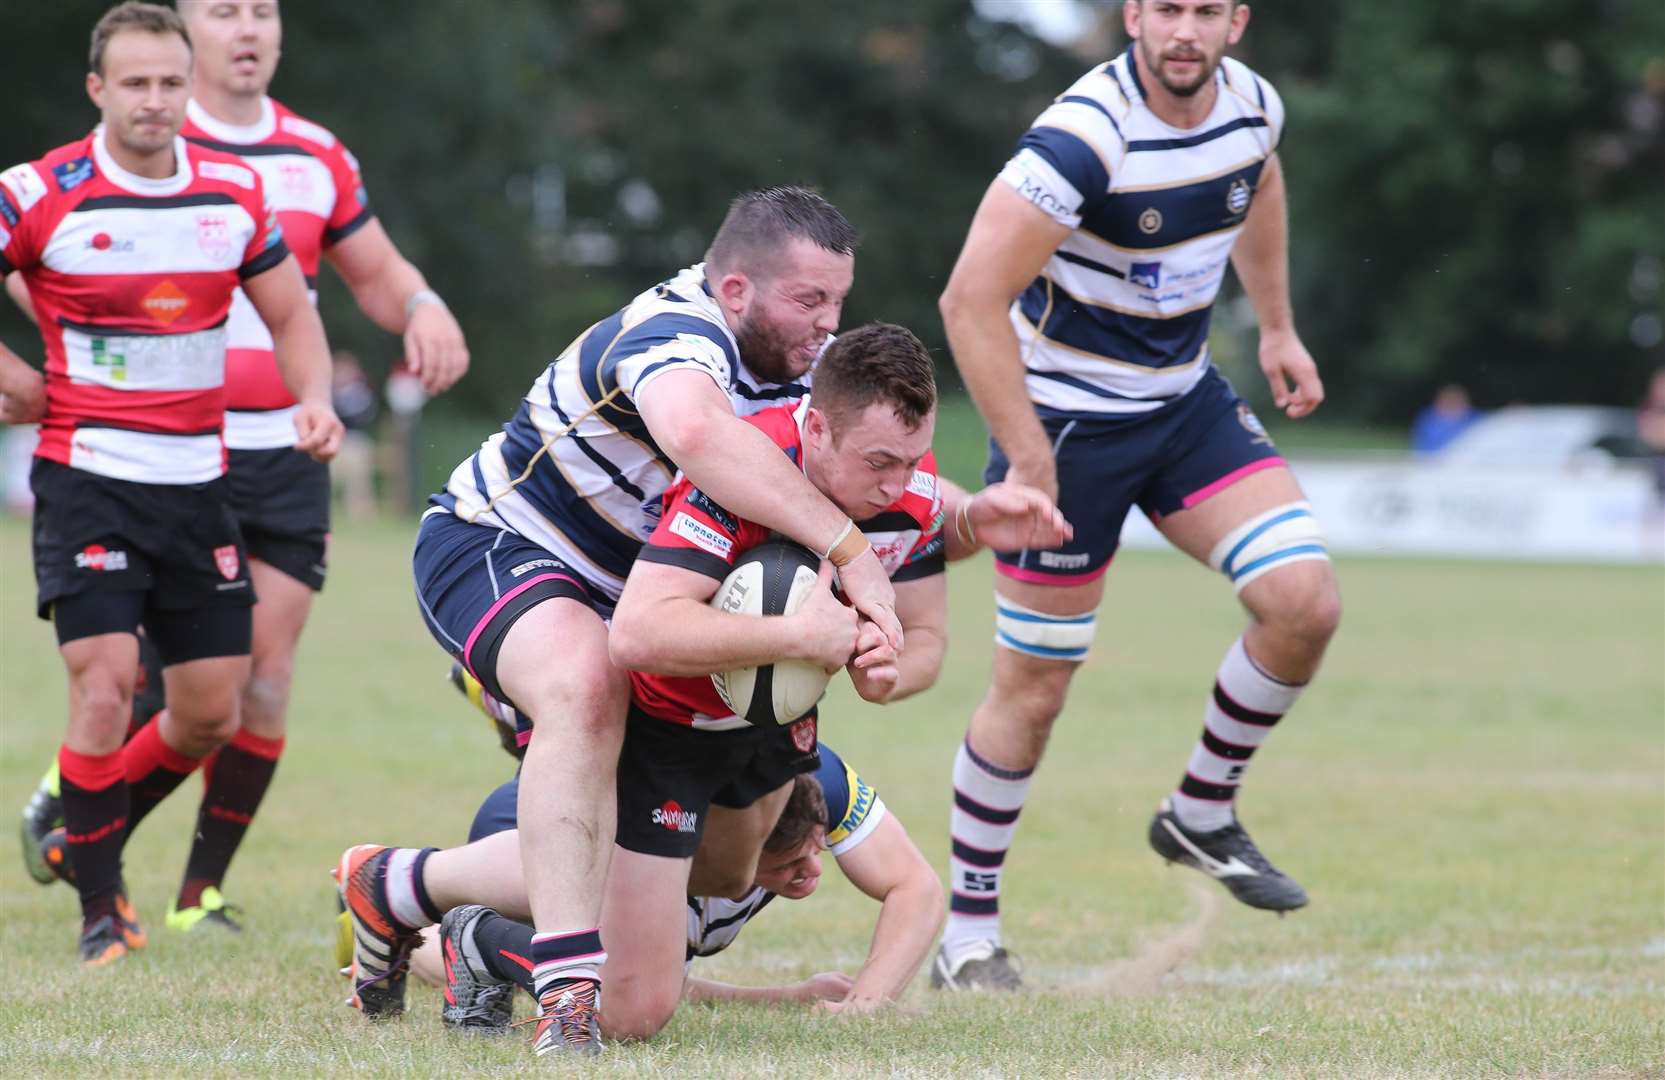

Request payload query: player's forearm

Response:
[940,294,1050,467]
[668,414,851,560]
[683,976,805,1005]
[845,877,946,1006]
[939,480,980,562]
[0,342,40,395]
[1230,157,1296,337]
[611,596,826,676]
[269,308,334,405]
[5,273,37,325]
[883,625,946,702]
[347,255,429,336]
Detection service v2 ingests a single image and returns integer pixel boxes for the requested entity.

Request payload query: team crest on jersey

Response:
[1237,403,1271,446]
[1129,261,1162,288]
[142,280,189,326]
[196,214,233,261]
[790,715,817,754]
[1227,177,1253,216]
[52,157,94,193]
[213,545,241,581]
[1138,207,1163,235]
[1,163,48,212]
[279,161,314,199]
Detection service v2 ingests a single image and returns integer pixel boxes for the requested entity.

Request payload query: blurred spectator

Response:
[383,359,430,514]
[331,350,380,519]
[1411,384,1482,455]
[1638,368,1665,499]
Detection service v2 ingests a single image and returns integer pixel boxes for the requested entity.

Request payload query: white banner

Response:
[1121,458,1665,564]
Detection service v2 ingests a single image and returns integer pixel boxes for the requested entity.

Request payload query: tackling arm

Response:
[824,813,945,1011]
[938,477,1073,562]
[325,220,469,395]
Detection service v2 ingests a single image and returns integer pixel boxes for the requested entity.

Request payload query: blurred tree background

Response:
[3,0,1662,436]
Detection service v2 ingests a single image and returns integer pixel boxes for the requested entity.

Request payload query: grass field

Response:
[1,514,1661,1078]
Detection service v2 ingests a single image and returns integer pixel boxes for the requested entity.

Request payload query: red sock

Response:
[58,745,128,922]
[121,712,204,836]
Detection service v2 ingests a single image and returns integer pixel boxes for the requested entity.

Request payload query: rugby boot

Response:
[165,885,244,933]
[78,913,130,968]
[115,885,148,950]
[930,940,1025,991]
[335,844,418,1017]
[530,979,602,1057]
[440,905,515,1035]
[1148,796,1309,912]
[19,765,63,885]
[37,826,74,885]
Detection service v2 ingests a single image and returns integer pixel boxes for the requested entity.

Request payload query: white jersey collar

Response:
[185,96,277,145]
[92,126,192,196]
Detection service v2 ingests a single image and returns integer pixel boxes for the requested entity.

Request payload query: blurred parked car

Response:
[1434,405,1646,470]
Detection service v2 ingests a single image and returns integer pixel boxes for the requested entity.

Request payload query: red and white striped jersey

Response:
[0,129,290,484]
[182,97,373,449]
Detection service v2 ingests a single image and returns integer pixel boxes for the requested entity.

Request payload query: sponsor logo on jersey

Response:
[1038,550,1091,570]
[75,544,128,572]
[89,337,127,380]
[1,163,48,212]
[0,224,9,250]
[1138,207,1163,235]
[1236,403,1272,446]
[510,557,562,577]
[841,774,874,835]
[687,489,737,532]
[1016,173,1070,219]
[652,800,698,833]
[869,534,912,572]
[669,511,733,558]
[213,544,241,581]
[142,280,189,326]
[790,715,817,754]
[52,157,94,194]
[905,469,936,501]
[1129,261,1162,288]
[196,215,233,261]
[0,195,17,228]
[198,160,255,190]
[1227,176,1253,216]
[87,232,135,254]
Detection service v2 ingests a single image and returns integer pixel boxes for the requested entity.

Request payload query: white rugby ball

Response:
[709,540,831,726]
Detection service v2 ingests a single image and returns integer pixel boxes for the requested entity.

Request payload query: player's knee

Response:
[600,988,679,1042]
[241,666,294,731]
[67,677,132,749]
[1248,563,1341,648]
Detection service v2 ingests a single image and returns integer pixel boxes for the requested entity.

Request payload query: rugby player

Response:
[338,324,1068,1052]
[389,743,935,1029]
[16,0,470,935]
[931,0,1342,991]
[0,1,341,965]
[341,187,909,1053]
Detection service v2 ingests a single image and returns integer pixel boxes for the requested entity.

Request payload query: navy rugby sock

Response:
[473,910,537,992]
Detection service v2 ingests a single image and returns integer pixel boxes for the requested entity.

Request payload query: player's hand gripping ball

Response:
[710,541,834,725]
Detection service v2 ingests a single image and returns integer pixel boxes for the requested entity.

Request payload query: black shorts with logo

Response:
[226,447,331,591]
[614,707,821,859]
[30,458,255,621]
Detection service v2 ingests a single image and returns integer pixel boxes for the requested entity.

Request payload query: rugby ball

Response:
[710,540,831,726]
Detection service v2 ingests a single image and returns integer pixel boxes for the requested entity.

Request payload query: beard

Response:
[735,310,810,385]
[1142,41,1216,98]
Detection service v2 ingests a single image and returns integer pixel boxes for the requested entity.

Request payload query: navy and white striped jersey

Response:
[685,745,887,964]
[998,46,1285,419]
[436,263,810,598]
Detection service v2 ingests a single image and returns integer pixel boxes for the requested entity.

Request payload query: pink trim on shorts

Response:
[463,572,580,675]
[1181,456,1286,510]
[995,560,1111,586]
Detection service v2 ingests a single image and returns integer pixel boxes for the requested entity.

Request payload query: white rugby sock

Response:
[1170,636,1304,832]
[942,740,1033,966]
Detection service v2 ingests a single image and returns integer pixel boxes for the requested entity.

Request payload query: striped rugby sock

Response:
[1170,636,1304,833]
[942,739,1033,966]
[531,928,606,999]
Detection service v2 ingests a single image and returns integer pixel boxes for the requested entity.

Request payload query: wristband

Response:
[404,288,447,322]
[823,519,870,567]
[955,498,978,548]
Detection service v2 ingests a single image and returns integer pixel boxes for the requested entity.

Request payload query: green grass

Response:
[1,515,1661,1077]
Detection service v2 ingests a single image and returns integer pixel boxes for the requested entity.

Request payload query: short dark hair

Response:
[705,187,859,280]
[764,773,829,854]
[90,2,191,76]
[812,322,937,434]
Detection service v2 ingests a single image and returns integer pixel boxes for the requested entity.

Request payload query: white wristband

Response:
[404,288,446,322]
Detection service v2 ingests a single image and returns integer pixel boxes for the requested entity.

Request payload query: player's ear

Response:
[716,270,753,318]
[86,71,105,110]
[803,406,828,447]
[1229,2,1250,44]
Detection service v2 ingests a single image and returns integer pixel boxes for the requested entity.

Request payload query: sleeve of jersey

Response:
[323,142,374,247]
[0,162,49,275]
[998,102,1118,228]
[610,317,737,404]
[893,462,946,584]
[827,760,888,858]
[635,482,751,582]
[1257,76,1288,150]
[238,183,292,280]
